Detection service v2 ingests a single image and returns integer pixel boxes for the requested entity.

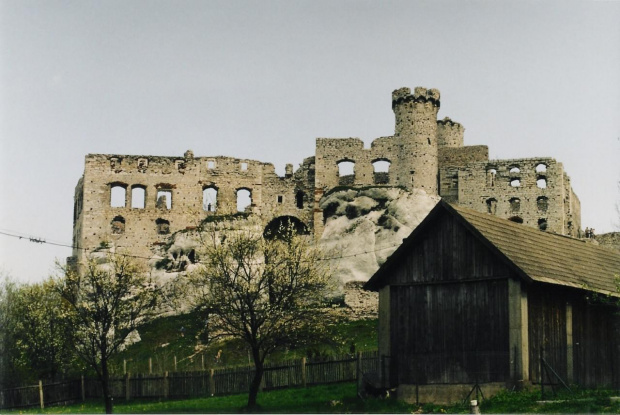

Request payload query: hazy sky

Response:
[1,0,619,283]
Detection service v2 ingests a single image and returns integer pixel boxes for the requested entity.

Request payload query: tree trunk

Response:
[247,353,264,410]
[102,357,113,414]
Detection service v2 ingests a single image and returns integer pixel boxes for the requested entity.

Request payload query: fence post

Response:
[357,352,363,391]
[123,359,127,375]
[174,356,177,372]
[149,357,152,374]
[81,375,86,401]
[201,354,205,371]
[209,369,215,396]
[125,372,130,400]
[164,372,169,400]
[38,380,44,409]
[301,357,307,388]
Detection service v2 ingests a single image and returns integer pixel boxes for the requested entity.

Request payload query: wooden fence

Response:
[0,351,378,410]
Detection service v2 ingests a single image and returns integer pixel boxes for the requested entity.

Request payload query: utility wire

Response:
[0,228,404,264]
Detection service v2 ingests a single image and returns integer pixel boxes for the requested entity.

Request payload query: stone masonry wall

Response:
[440,157,579,236]
[72,150,314,264]
[71,86,585,278]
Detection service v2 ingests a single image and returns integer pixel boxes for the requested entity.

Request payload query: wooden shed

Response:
[364,200,620,403]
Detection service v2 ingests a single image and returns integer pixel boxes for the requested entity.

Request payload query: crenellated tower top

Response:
[437,117,464,148]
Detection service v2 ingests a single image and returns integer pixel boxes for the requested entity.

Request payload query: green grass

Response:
[112,314,378,374]
[10,382,620,414]
[10,382,418,414]
[478,387,620,413]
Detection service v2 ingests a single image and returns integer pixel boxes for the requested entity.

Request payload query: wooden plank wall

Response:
[527,287,568,383]
[572,299,617,388]
[390,280,509,385]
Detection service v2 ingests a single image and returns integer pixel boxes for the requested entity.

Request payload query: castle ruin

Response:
[69,87,582,270]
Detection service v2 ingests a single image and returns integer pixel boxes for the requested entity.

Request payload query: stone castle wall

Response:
[71,86,584,274]
[72,151,314,262]
[439,157,581,236]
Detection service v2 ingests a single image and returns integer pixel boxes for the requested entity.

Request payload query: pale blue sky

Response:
[1,0,619,283]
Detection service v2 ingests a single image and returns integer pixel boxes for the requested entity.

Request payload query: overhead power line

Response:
[0,228,404,264]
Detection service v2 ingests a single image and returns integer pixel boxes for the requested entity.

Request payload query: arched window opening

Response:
[508,216,523,224]
[509,166,521,174]
[538,218,548,231]
[110,184,127,207]
[207,160,216,169]
[487,168,497,187]
[236,189,252,212]
[263,216,309,240]
[295,190,305,209]
[486,198,497,215]
[156,190,172,210]
[240,162,248,171]
[537,196,549,212]
[337,160,355,185]
[156,218,170,235]
[536,163,547,173]
[202,187,218,212]
[537,177,547,189]
[510,178,521,188]
[372,160,391,184]
[111,216,125,234]
[131,186,146,209]
[509,197,521,212]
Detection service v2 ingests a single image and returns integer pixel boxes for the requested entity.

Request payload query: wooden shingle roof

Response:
[365,201,620,296]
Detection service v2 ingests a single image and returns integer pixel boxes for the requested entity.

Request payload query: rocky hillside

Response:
[319,187,439,287]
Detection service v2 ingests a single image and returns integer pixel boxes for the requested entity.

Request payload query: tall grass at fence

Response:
[0,351,379,410]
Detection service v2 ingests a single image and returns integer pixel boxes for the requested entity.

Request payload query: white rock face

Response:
[319,187,439,287]
[146,188,438,299]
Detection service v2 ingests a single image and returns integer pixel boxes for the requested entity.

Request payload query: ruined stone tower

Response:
[393,87,440,194]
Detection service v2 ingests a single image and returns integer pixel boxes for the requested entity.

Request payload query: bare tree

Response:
[190,227,335,410]
[59,253,160,414]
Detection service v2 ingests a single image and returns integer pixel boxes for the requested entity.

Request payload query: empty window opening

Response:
[372,160,391,184]
[538,218,548,231]
[156,218,170,235]
[110,184,127,207]
[110,158,120,171]
[237,189,252,212]
[277,195,283,204]
[537,196,549,212]
[137,158,148,172]
[240,162,248,171]
[338,161,355,176]
[427,138,431,145]
[487,169,497,187]
[536,163,547,173]
[509,197,521,212]
[537,177,547,189]
[295,191,305,209]
[176,160,186,172]
[111,216,125,234]
[508,216,523,224]
[486,198,497,215]
[131,186,146,209]
[337,160,355,185]
[156,190,172,210]
[510,179,521,187]
[202,187,218,212]
[509,166,521,174]
[207,160,215,169]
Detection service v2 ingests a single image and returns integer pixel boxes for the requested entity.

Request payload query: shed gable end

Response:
[388,211,515,285]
